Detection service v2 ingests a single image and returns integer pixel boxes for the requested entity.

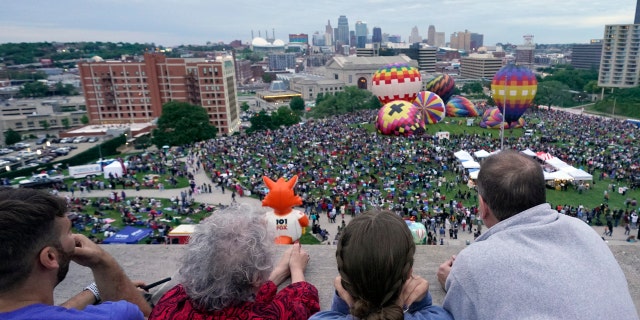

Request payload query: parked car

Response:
[73,136,86,143]
[87,137,99,143]
[54,147,70,156]
[0,148,12,155]
[36,137,48,145]
[60,138,72,143]
[12,142,30,150]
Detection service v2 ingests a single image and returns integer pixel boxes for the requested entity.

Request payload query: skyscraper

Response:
[599,24,640,88]
[427,25,436,46]
[325,20,334,46]
[470,33,484,51]
[571,40,602,70]
[636,0,640,24]
[409,26,422,43]
[372,27,382,43]
[355,21,368,48]
[337,15,350,46]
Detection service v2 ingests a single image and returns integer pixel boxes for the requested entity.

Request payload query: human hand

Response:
[269,245,293,286]
[71,234,108,268]
[132,280,149,293]
[397,274,429,311]
[437,255,456,291]
[289,243,310,283]
[334,276,355,308]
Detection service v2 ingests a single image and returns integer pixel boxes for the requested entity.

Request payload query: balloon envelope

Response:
[446,95,479,117]
[371,63,422,105]
[491,64,537,123]
[425,74,456,103]
[413,91,446,124]
[375,100,425,136]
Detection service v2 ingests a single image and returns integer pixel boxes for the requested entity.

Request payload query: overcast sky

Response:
[0,0,636,47]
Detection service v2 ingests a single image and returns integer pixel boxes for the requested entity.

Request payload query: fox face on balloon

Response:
[262,175,310,244]
[370,62,535,135]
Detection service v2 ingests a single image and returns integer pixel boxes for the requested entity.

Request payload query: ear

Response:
[263,176,276,189]
[286,175,299,189]
[478,195,490,220]
[38,246,60,271]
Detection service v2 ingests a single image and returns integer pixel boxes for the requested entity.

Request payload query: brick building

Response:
[78,53,240,135]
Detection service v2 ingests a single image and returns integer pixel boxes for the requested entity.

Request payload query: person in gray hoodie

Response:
[437,150,638,319]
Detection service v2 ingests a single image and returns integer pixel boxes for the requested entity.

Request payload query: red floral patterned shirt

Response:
[149,281,319,320]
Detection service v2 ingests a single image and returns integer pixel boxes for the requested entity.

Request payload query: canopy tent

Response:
[521,148,536,157]
[543,171,574,181]
[473,150,491,159]
[545,157,571,170]
[454,150,474,162]
[461,161,481,169]
[103,226,152,244]
[536,152,553,161]
[103,160,129,179]
[469,170,479,180]
[560,167,593,181]
[168,224,197,244]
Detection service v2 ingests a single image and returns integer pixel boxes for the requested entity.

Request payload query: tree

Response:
[240,102,251,112]
[533,81,572,109]
[308,86,379,118]
[152,101,217,147]
[271,106,301,127]
[61,118,70,129]
[289,96,305,114]
[246,110,275,133]
[19,81,49,98]
[583,80,600,95]
[39,120,50,131]
[461,82,484,94]
[3,129,21,145]
[80,115,89,125]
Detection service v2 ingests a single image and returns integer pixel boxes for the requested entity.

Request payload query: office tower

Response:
[636,0,640,24]
[460,54,503,79]
[427,25,436,46]
[337,15,350,46]
[515,34,535,67]
[470,33,484,51]
[350,31,356,47]
[268,53,296,71]
[409,26,422,43]
[355,21,368,48]
[372,27,382,43]
[450,30,472,51]
[77,53,240,135]
[435,32,445,47]
[388,35,401,43]
[312,32,325,46]
[599,24,640,88]
[325,20,334,45]
[571,40,602,70]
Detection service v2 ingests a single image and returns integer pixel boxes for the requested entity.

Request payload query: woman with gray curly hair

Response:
[149,203,320,319]
[310,210,452,320]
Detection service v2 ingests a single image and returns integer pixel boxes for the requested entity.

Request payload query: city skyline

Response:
[0,0,636,47]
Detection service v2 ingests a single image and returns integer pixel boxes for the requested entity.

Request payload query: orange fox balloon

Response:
[262,175,309,244]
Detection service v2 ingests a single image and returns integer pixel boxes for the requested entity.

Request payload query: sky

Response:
[0,0,637,47]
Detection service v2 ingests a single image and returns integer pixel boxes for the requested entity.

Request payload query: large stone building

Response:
[77,53,240,135]
[325,54,418,90]
[599,24,640,88]
[460,54,504,80]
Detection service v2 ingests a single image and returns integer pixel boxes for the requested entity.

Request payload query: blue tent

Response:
[103,226,152,244]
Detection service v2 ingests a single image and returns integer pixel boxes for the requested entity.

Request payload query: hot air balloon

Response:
[425,74,456,103]
[491,64,537,124]
[375,100,425,136]
[371,63,422,105]
[479,108,526,129]
[413,91,446,124]
[446,95,479,117]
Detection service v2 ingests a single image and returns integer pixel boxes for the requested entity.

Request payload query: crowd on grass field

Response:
[185,107,640,234]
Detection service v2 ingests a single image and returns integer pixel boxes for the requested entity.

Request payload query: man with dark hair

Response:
[0,188,151,319]
[437,150,638,319]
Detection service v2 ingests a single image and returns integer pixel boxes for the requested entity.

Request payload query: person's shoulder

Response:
[309,310,351,320]
[1,302,143,320]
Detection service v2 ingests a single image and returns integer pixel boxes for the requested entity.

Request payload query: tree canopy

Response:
[3,129,21,145]
[533,80,572,108]
[308,86,380,118]
[289,96,305,114]
[152,102,217,147]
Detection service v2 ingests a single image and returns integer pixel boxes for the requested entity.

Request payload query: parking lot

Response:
[0,137,102,172]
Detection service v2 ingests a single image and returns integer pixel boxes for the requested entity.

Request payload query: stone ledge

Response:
[54,244,640,314]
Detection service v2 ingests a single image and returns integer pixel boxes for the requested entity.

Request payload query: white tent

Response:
[521,148,536,157]
[469,170,479,180]
[544,171,574,181]
[474,150,491,158]
[454,150,474,162]
[462,161,481,169]
[560,167,593,181]
[545,157,571,169]
[103,161,129,179]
